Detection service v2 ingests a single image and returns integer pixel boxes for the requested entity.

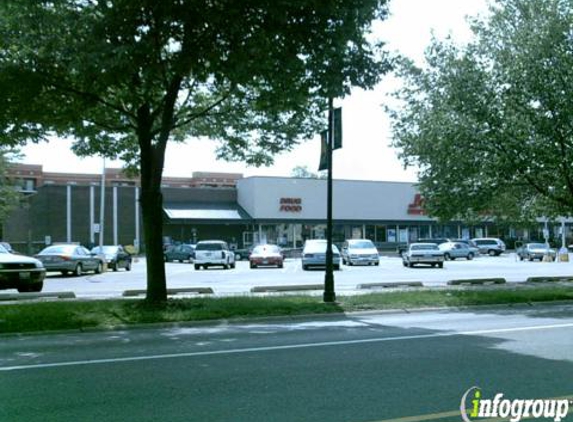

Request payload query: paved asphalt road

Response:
[33,253,573,298]
[1,304,573,421]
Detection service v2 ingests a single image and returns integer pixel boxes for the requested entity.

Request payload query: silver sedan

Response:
[36,244,103,276]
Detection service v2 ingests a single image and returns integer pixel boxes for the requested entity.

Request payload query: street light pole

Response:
[324,97,336,303]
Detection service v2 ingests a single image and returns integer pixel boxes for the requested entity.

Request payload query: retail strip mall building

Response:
[3,164,559,253]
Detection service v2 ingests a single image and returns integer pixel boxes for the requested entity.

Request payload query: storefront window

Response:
[375,226,387,242]
[365,225,376,242]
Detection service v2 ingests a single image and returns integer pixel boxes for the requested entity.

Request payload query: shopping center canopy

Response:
[163,202,252,222]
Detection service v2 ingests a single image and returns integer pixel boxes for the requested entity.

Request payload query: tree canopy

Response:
[291,165,326,179]
[1,0,391,302]
[388,0,573,223]
[0,150,20,235]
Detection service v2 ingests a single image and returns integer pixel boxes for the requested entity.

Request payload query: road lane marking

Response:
[2,322,573,372]
[367,395,573,422]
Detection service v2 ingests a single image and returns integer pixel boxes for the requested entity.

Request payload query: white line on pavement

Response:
[2,322,573,372]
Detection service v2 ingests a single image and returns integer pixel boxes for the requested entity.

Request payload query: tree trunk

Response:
[137,105,168,304]
[140,185,167,304]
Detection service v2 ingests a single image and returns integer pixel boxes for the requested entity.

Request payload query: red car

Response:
[249,245,284,269]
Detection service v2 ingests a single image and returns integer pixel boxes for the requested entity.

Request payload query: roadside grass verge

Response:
[1,285,573,334]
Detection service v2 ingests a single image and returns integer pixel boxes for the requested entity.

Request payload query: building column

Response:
[113,186,118,245]
[135,187,140,252]
[66,184,72,243]
[89,186,95,244]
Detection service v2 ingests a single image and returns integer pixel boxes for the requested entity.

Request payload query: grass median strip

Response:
[1,285,573,334]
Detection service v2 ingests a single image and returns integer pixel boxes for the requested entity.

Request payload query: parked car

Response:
[398,238,450,255]
[36,244,104,276]
[341,239,379,266]
[194,240,235,270]
[452,239,479,249]
[0,242,13,253]
[516,242,556,261]
[471,238,506,256]
[249,244,284,269]
[91,245,132,271]
[301,240,341,270]
[164,244,195,263]
[0,243,45,292]
[232,246,255,261]
[418,238,451,246]
[438,241,478,260]
[402,243,444,268]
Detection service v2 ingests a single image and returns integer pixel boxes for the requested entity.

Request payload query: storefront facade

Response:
[3,172,569,253]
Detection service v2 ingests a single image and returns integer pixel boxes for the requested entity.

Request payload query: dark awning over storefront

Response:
[163,202,252,222]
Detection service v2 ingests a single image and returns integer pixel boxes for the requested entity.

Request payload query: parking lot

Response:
[27,252,573,299]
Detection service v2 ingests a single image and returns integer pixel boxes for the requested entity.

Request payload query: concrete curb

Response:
[447,278,506,286]
[0,291,76,301]
[356,282,424,289]
[526,276,573,283]
[250,284,323,293]
[122,287,214,297]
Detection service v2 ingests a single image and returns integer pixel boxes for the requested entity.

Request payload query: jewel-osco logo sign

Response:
[460,387,571,422]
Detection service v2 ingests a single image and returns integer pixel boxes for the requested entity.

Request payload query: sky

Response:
[19,0,489,182]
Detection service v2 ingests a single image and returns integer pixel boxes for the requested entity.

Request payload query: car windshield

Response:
[349,241,374,249]
[39,245,77,255]
[91,246,119,254]
[196,243,224,251]
[529,243,547,249]
[411,244,438,251]
[0,244,8,254]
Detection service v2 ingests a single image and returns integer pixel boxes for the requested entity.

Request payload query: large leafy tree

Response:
[389,0,573,224]
[1,0,390,303]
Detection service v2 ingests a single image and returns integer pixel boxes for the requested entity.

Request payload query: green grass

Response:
[1,285,573,334]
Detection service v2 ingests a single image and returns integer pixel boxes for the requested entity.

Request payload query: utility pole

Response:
[323,97,335,303]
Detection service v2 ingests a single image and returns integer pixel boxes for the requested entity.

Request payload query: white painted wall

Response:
[237,177,435,222]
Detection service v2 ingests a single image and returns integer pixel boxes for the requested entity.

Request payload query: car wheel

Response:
[402,260,407,267]
[61,270,69,276]
[528,256,534,261]
[467,253,474,260]
[334,265,340,271]
[230,262,235,269]
[74,264,83,277]
[95,262,103,274]
[29,282,43,292]
[278,262,284,269]
[444,253,451,261]
[488,250,497,257]
[126,261,132,271]
[374,261,379,266]
[519,255,524,261]
[408,262,414,268]
[250,262,256,269]
[302,264,308,271]
[194,264,200,270]
[112,263,118,272]
[438,262,444,268]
